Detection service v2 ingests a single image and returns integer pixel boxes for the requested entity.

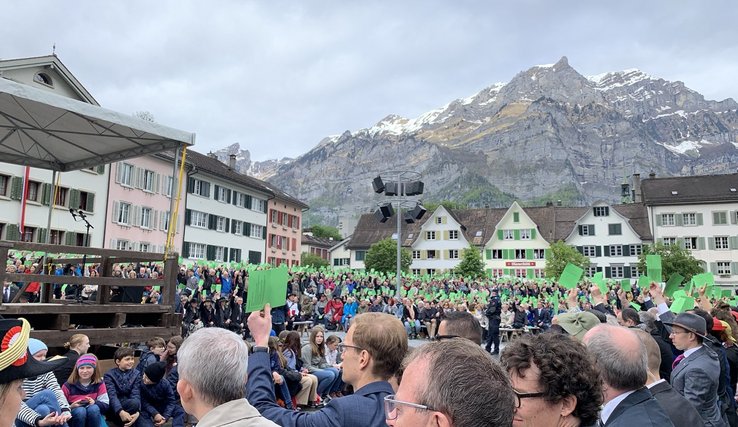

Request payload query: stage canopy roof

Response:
[0,77,195,172]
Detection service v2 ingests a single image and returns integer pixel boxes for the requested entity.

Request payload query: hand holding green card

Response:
[559,264,584,290]
[646,255,662,283]
[246,265,289,313]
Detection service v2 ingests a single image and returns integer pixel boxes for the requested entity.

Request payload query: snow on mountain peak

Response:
[588,68,652,90]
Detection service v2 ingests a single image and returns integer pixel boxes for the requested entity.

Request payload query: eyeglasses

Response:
[384,394,434,420]
[513,389,547,408]
[432,334,460,341]
[337,343,363,353]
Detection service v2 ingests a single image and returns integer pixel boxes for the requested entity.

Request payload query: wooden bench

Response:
[499,327,523,342]
[293,321,313,337]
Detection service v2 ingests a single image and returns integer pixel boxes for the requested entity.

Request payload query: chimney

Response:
[556,200,562,207]
[649,171,656,179]
[229,154,237,170]
[632,173,642,203]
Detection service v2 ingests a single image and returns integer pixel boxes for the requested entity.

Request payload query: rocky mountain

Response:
[226,57,738,225]
[212,143,293,180]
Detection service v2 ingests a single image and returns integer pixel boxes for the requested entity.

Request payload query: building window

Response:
[489,268,504,278]
[217,186,230,203]
[0,174,8,196]
[54,187,68,207]
[427,269,435,276]
[583,246,596,257]
[610,266,624,279]
[165,176,174,197]
[49,229,64,245]
[355,251,366,261]
[662,214,675,226]
[117,202,131,225]
[142,170,156,192]
[333,258,350,266]
[683,213,697,226]
[27,181,41,202]
[190,243,206,259]
[412,269,421,275]
[631,266,640,277]
[426,231,436,240]
[116,240,129,251]
[578,224,595,236]
[78,191,93,212]
[427,250,436,259]
[610,245,623,256]
[515,269,526,278]
[593,206,609,217]
[162,211,171,231]
[22,226,35,242]
[713,211,728,225]
[684,237,698,250]
[139,243,150,252]
[449,230,459,240]
[140,207,152,229]
[533,249,545,259]
[120,163,134,187]
[716,236,729,250]
[608,224,622,235]
[193,179,209,197]
[412,250,421,259]
[436,217,443,224]
[662,237,677,246]
[585,266,597,277]
[251,224,264,238]
[520,229,531,240]
[191,211,208,228]
[253,199,266,212]
[491,249,503,259]
[514,249,526,259]
[513,212,520,223]
[449,250,459,259]
[630,244,642,255]
[216,217,226,232]
[34,72,53,86]
[717,262,732,275]
[232,220,243,235]
[503,230,514,240]
[214,247,225,262]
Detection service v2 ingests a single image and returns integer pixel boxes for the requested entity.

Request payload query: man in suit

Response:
[247,306,408,427]
[664,312,726,427]
[583,324,674,426]
[2,281,18,303]
[632,328,705,427]
[534,301,552,330]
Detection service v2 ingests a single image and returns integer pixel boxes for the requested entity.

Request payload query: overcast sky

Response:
[3,1,737,161]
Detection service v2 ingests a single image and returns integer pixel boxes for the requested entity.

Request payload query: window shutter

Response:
[41,183,51,205]
[214,185,220,200]
[244,222,251,236]
[182,242,190,258]
[225,218,230,233]
[485,249,491,259]
[421,250,427,260]
[731,211,738,225]
[86,193,95,213]
[185,209,191,226]
[732,262,738,275]
[262,227,267,240]
[262,201,268,214]
[443,230,449,240]
[208,215,216,230]
[697,213,704,226]
[530,228,536,239]
[6,224,18,241]
[206,245,215,261]
[623,267,631,278]
[514,229,520,240]
[697,237,706,250]
[729,236,738,250]
[708,237,716,250]
[576,246,583,254]
[203,182,211,198]
[604,246,610,256]
[151,210,159,230]
[36,228,46,244]
[622,245,630,256]
[226,189,232,204]
[10,177,23,200]
[132,206,141,227]
[115,163,122,183]
[676,238,685,249]
[675,215,683,226]
[525,249,533,260]
[655,215,662,226]
[109,239,117,249]
[713,212,720,225]
[231,191,238,206]
[605,267,612,278]
[245,195,252,208]
[65,232,75,245]
[578,225,583,236]
[710,262,718,274]
[69,189,80,210]
[588,225,595,236]
[497,229,504,240]
[187,177,195,193]
[595,246,602,257]
[113,201,120,223]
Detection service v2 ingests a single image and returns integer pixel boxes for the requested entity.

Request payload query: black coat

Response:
[604,387,674,427]
[649,380,705,427]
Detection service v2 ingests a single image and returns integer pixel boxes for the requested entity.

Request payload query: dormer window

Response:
[34,72,53,87]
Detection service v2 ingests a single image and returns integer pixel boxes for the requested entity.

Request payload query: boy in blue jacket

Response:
[103,347,141,426]
[139,361,185,427]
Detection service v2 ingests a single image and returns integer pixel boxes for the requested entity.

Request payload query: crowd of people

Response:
[4,258,738,426]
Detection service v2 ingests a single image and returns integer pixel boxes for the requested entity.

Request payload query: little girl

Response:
[62,354,109,427]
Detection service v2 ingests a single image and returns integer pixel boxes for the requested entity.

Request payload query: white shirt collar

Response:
[600,389,636,424]
[683,345,701,359]
[646,378,666,389]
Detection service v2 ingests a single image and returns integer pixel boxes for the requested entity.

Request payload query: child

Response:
[135,337,166,375]
[103,347,141,427]
[139,361,185,427]
[62,354,109,427]
[267,337,296,410]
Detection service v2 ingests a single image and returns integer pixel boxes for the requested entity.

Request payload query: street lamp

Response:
[372,172,425,299]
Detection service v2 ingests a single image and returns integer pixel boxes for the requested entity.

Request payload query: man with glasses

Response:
[247,305,408,427]
[386,338,513,427]
[664,312,725,427]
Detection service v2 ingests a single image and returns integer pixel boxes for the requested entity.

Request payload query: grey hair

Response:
[178,327,248,407]
[585,325,647,391]
[405,338,514,427]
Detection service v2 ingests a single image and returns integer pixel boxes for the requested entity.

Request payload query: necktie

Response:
[672,354,685,369]
[3,287,9,303]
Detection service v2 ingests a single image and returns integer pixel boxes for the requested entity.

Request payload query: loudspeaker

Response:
[404,181,424,196]
[404,212,416,224]
[408,203,427,221]
[374,203,395,223]
[384,182,400,196]
[372,176,385,194]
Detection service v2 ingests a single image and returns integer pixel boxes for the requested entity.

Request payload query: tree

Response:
[364,238,412,274]
[637,243,704,282]
[301,252,329,268]
[544,241,590,279]
[455,246,485,280]
[310,224,342,241]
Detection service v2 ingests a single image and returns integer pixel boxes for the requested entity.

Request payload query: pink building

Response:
[104,153,185,253]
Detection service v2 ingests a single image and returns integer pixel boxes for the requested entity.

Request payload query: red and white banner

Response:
[505,261,536,267]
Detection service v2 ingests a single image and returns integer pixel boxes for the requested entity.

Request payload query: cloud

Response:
[2,0,736,161]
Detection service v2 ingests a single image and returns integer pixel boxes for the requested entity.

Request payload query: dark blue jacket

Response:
[271,305,287,324]
[141,380,176,419]
[604,387,674,427]
[103,368,141,415]
[247,351,392,427]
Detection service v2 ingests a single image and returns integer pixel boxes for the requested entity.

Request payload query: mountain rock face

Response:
[213,143,293,180]
[226,57,738,225]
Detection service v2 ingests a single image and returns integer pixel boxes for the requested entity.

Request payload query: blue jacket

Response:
[103,368,141,415]
[141,380,176,419]
[247,351,392,427]
[604,387,674,427]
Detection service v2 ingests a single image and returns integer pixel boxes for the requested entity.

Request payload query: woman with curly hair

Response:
[501,332,602,427]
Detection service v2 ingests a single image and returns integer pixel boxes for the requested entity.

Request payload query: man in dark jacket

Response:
[484,289,501,355]
[140,361,185,427]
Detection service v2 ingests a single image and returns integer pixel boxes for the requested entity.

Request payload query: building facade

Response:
[265,188,308,267]
[408,206,472,276]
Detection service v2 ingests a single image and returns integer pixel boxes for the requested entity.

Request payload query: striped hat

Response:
[76,354,97,369]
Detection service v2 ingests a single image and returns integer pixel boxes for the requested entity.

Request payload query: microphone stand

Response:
[70,208,94,304]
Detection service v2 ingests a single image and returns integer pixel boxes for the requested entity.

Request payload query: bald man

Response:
[583,324,673,427]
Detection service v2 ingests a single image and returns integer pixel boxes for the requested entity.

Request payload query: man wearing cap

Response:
[665,312,725,427]
[484,288,501,354]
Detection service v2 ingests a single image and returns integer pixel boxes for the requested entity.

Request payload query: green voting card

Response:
[246,266,289,313]
[559,263,583,289]
[646,255,662,283]
[670,297,695,314]
[637,275,651,290]
[620,279,632,292]
[663,273,684,298]
[592,272,607,294]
